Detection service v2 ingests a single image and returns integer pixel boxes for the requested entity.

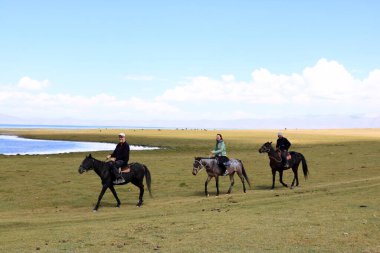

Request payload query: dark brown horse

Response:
[259,142,308,189]
[78,154,152,211]
[192,157,251,196]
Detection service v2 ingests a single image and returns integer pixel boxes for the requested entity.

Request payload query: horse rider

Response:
[210,133,230,176]
[276,132,291,168]
[106,133,130,184]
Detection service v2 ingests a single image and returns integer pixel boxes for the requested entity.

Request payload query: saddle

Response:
[276,149,292,160]
[118,165,131,174]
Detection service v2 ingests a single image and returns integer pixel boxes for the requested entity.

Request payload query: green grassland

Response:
[0,128,379,252]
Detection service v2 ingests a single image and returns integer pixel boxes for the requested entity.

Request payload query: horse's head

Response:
[78,154,95,174]
[259,142,273,154]
[192,157,204,175]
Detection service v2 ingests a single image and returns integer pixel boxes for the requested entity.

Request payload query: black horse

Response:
[78,154,152,211]
[258,142,308,189]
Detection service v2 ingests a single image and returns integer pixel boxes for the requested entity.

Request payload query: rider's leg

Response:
[220,156,230,176]
[282,151,289,167]
[216,156,227,175]
[111,161,125,184]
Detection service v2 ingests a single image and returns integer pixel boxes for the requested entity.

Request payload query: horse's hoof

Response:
[92,209,97,213]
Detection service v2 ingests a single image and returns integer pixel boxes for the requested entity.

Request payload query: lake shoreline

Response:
[0,134,160,156]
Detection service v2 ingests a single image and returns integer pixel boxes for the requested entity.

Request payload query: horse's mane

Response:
[88,155,109,168]
[195,157,215,160]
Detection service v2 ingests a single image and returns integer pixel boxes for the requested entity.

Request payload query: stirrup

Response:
[223,161,231,167]
[223,170,229,176]
[113,177,125,184]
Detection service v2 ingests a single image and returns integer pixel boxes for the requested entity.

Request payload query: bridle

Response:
[260,145,271,153]
[80,157,95,172]
[193,160,203,170]
[261,144,282,163]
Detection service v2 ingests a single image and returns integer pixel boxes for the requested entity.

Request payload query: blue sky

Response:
[1,1,379,128]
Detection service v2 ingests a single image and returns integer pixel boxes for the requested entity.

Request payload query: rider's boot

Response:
[112,167,125,184]
[223,161,231,176]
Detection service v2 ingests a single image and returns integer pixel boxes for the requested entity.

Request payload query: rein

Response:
[262,145,282,163]
[268,155,282,163]
[194,160,204,170]
[86,157,106,171]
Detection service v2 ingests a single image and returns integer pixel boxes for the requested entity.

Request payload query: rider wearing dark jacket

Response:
[106,133,130,184]
[276,132,291,167]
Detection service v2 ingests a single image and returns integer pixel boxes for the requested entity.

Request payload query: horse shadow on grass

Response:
[254,185,275,190]
[192,185,281,196]
[90,201,139,208]
[193,190,222,197]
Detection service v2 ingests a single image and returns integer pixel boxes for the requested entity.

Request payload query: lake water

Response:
[0,135,159,155]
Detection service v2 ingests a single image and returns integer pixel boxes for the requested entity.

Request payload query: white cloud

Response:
[0,90,178,121]
[159,58,380,107]
[17,76,50,90]
[221,75,235,82]
[1,59,380,126]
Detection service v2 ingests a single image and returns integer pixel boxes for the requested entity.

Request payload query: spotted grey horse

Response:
[192,157,251,196]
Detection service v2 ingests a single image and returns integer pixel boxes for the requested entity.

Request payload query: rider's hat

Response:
[278,132,283,137]
[118,133,125,137]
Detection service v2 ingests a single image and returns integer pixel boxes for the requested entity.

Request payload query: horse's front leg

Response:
[205,176,212,197]
[279,170,288,188]
[94,184,108,212]
[227,174,235,194]
[109,185,121,207]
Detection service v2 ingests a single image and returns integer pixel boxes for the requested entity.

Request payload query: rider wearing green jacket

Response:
[211,133,230,175]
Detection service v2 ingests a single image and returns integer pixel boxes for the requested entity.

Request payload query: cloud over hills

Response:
[1,59,379,129]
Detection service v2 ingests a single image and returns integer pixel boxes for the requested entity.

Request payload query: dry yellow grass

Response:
[0,128,379,252]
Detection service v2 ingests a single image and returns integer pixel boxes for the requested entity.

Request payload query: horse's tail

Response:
[239,160,252,189]
[300,153,309,180]
[143,164,153,198]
